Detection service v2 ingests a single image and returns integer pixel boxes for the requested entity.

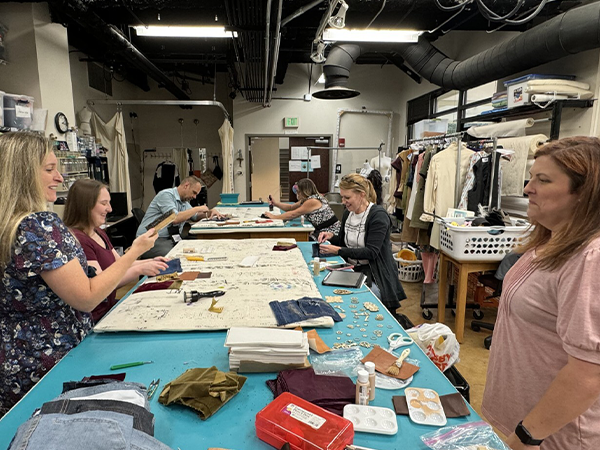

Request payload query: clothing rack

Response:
[408,132,466,206]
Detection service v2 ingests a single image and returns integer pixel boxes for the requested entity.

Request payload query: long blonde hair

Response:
[0,132,50,268]
[519,136,600,271]
[339,173,377,204]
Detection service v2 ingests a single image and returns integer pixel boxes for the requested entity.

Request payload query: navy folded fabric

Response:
[269,297,342,326]
[158,259,182,276]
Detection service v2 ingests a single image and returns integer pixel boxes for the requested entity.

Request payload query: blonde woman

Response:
[318,173,406,312]
[0,132,158,416]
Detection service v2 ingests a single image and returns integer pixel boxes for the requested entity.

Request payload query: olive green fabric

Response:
[158,367,247,420]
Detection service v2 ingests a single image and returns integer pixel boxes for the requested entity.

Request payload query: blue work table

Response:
[0,242,479,450]
[189,204,315,241]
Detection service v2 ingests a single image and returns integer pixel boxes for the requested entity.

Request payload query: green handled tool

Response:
[110,361,153,370]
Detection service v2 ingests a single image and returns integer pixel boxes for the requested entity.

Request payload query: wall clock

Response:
[54,112,69,133]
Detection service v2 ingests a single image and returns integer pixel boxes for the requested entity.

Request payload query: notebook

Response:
[322,270,366,288]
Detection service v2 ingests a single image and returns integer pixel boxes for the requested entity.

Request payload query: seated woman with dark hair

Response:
[266,178,340,240]
[318,173,406,313]
[64,179,169,322]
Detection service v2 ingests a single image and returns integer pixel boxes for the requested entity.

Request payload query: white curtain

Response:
[91,111,132,214]
[173,148,189,180]
[218,119,234,193]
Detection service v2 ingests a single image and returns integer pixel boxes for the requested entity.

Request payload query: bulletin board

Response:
[94,239,327,333]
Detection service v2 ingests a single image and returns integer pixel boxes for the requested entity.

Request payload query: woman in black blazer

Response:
[318,173,406,312]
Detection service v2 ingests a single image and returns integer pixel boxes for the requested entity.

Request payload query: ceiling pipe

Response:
[56,0,190,101]
[315,1,600,97]
[267,0,284,105]
[263,0,273,106]
[281,0,325,27]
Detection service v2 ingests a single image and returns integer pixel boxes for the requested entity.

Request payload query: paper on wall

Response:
[291,146,309,160]
[289,160,302,172]
[310,155,321,169]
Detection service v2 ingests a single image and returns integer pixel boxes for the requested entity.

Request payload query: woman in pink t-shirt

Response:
[64,179,169,322]
[482,136,600,450]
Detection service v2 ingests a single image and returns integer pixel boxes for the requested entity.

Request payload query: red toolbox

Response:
[256,393,354,450]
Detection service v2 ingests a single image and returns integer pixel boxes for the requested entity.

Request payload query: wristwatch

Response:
[515,421,544,446]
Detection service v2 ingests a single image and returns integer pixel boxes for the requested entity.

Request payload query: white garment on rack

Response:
[498,134,548,196]
[420,142,472,249]
[359,160,373,177]
[219,119,235,194]
[91,111,132,214]
[405,154,423,220]
[458,151,488,210]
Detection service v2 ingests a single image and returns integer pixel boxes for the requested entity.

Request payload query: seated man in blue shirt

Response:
[136,176,221,258]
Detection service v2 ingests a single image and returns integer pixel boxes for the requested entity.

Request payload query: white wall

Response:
[233,63,405,199]
[0,3,41,100]
[69,51,233,209]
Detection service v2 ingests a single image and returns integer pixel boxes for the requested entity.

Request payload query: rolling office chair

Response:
[470,252,522,349]
[132,208,145,227]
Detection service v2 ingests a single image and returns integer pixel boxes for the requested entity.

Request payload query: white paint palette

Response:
[343,405,398,435]
[405,388,447,426]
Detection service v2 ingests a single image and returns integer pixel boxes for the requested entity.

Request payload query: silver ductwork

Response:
[315,1,600,98]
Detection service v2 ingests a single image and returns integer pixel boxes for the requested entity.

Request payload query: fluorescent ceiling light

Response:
[133,26,237,38]
[322,28,422,43]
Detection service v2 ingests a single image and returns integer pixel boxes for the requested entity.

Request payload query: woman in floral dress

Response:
[0,132,158,416]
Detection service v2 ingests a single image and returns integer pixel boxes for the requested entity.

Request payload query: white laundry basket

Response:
[437,218,529,262]
[393,255,425,283]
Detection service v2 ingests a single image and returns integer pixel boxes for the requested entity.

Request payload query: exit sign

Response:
[284,117,299,128]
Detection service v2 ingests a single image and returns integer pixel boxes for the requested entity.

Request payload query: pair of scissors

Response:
[387,333,414,352]
[148,378,160,399]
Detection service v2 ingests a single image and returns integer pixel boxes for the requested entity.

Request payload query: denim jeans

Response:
[56,382,149,410]
[9,410,134,450]
[40,399,154,435]
[9,410,173,450]
[269,297,343,326]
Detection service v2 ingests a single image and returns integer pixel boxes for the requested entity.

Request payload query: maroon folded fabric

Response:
[266,368,355,416]
[133,281,174,294]
[273,245,298,251]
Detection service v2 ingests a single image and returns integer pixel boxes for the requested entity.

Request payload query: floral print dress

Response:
[0,212,91,416]
[304,194,341,240]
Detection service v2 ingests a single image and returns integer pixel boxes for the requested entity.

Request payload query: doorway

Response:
[247,135,332,202]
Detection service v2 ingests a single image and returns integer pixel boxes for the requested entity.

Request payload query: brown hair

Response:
[181,175,203,187]
[339,173,377,203]
[0,132,50,267]
[63,179,108,232]
[296,178,320,199]
[519,136,600,271]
